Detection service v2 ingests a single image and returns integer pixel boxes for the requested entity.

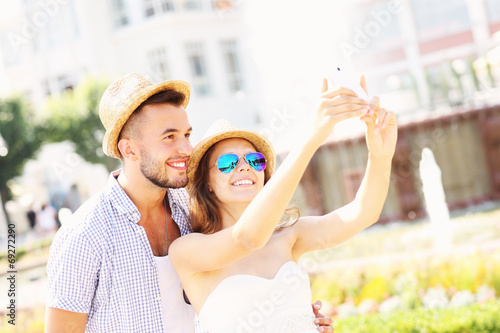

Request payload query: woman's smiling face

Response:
[207,138,266,206]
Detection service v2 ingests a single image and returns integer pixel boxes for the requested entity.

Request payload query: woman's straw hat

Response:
[99,73,191,159]
[187,119,275,186]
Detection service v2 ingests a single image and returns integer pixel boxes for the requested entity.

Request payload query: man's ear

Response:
[117,138,139,161]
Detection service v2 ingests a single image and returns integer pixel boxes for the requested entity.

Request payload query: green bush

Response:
[335,300,500,333]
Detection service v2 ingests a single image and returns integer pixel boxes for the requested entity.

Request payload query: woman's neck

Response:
[220,202,250,229]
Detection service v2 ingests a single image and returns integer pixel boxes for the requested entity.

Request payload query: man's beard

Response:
[140,148,188,189]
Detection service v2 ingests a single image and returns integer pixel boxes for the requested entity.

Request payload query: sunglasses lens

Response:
[217,154,239,173]
[246,152,266,172]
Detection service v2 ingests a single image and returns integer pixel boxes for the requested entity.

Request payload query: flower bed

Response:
[310,250,500,317]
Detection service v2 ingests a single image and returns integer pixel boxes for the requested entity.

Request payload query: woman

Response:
[170,78,398,332]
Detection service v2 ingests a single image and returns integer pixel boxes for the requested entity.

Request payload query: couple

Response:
[45,72,397,332]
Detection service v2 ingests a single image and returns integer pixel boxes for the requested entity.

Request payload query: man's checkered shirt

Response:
[46,171,207,332]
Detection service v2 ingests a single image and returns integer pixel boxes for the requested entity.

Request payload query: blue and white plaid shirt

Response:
[47,170,207,332]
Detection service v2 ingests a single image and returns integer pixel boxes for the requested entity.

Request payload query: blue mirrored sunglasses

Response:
[213,152,267,173]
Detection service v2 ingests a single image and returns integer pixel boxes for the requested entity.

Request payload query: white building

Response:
[2,0,499,140]
[338,0,500,114]
[1,0,500,215]
[0,0,264,142]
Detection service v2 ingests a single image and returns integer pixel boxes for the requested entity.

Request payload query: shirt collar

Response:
[105,169,191,231]
[105,170,140,220]
[165,187,191,233]
[165,188,181,213]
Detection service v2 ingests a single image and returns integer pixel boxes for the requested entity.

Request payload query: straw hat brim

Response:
[103,80,191,159]
[187,130,275,188]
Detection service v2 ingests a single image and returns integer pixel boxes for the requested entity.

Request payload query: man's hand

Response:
[312,300,334,332]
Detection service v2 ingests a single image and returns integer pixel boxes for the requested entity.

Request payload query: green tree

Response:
[41,76,120,172]
[0,97,42,222]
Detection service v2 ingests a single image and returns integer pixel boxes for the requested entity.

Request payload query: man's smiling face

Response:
[136,103,193,189]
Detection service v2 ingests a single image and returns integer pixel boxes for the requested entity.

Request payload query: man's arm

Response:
[45,307,88,333]
[45,217,100,332]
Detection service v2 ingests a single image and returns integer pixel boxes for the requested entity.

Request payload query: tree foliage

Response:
[41,76,120,172]
[0,97,42,202]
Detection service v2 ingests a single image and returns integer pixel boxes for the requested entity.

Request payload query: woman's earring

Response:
[207,184,213,192]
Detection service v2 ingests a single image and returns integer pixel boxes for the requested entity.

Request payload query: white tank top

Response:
[154,255,196,332]
[199,261,318,332]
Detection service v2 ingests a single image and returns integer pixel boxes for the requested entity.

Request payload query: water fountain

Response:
[419,148,452,252]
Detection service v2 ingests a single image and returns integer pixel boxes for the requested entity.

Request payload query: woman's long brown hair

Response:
[189,140,300,234]
[189,144,223,234]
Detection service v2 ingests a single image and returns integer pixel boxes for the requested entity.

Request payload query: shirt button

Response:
[136,229,142,234]
[133,213,139,219]
[157,296,161,301]
[152,261,155,266]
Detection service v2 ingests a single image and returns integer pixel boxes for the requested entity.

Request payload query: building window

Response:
[111,0,129,28]
[186,42,211,95]
[347,1,403,53]
[412,0,471,41]
[142,0,209,16]
[46,16,64,48]
[184,0,203,11]
[486,0,500,23]
[144,0,156,17]
[42,80,52,96]
[221,40,244,93]
[147,47,170,81]
[161,0,175,12]
[426,64,456,106]
[16,0,79,52]
[0,36,21,67]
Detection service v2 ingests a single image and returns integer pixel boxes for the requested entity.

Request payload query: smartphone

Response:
[328,66,370,101]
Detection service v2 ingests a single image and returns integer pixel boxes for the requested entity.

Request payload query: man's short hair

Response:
[118,89,186,144]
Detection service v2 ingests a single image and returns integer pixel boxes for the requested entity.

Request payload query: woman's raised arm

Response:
[291,95,398,259]
[169,79,371,274]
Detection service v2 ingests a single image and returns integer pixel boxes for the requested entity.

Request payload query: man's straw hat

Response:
[187,119,275,187]
[99,73,191,159]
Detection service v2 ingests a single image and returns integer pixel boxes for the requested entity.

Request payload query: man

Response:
[45,73,333,332]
